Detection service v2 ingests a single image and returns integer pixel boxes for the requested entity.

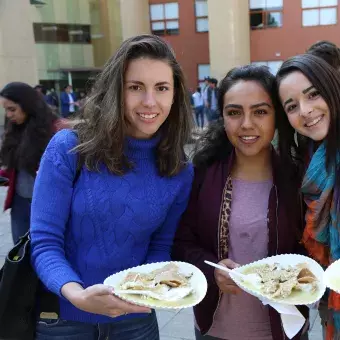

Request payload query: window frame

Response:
[251,60,283,74]
[249,0,283,30]
[301,0,338,27]
[195,0,209,33]
[33,23,91,44]
[197,64,210,85]
[149,2,180,36]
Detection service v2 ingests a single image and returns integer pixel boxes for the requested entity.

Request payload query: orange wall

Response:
[251,0,340,62]
[149,0,209,89]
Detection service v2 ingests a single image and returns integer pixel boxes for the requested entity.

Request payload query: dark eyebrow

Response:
[224,102,271,110]
[283,98,293,109]
[302,85,314,94]
[125,80,171,86]
[125,80,143,85]
[224,104,242,110]
[283,86,315,109]
[250,102,272,109]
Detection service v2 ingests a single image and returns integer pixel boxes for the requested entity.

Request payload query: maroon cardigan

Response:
[172,154,308,340]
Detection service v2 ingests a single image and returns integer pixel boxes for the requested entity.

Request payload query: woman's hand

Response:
[61,282,151,318]
[214,259,242,295]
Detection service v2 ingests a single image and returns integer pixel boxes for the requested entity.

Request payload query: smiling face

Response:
[124,58,174,139]
[223,80,276,158]
[279,71,330,141]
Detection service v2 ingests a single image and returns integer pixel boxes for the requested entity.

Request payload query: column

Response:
[207,0,250,81]
[119,0,151,41]
[0,0,38,89]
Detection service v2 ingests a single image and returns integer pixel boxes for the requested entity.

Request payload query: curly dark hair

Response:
[73,34,193,177]
[307,40,340,70]
[0,82,57,175]
[193,65,284,169]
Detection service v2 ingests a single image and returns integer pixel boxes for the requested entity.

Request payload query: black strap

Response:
[37,166,81,317]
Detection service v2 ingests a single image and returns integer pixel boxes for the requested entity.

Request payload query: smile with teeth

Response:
[240,136,258,140]
[138,113,158,119]
[305,115,323,127]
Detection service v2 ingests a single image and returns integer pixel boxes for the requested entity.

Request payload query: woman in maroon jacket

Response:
[172,65,308,340]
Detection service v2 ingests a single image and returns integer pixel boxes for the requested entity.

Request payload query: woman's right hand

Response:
[214,259,242,295]
[61,282,151,318]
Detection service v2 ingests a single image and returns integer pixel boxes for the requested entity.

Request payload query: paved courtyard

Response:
[0,186,323,339]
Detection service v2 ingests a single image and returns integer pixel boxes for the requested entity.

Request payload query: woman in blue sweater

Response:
[30,35,194,340]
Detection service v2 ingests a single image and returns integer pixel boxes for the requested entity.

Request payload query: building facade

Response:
[0,0,340,104]
[148,0,340,88]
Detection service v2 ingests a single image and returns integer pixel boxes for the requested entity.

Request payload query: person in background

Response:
[277,53,340,340]
[173,65,308,340]
[307,40,340,70]
[205,78,219,123]
[192,87,205,129]
[30,34,194,339]
[0,82,67,244]
[46,88,60,111]
[60,85,78,118]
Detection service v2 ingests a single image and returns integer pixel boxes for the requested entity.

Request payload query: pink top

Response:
[207,178,273,340]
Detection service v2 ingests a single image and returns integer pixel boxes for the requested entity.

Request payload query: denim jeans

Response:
[10,193,31,244]
[35,310,159,340]
[194,106,205,128]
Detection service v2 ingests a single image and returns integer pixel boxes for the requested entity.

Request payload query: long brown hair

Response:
[74,34,193,176]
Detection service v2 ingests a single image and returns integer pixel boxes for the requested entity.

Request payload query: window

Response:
[252,60,283,74]
[249,0,283,30]
[198,64,210,87]
[195,0,209,32]
[302,0,338,26]
[33,23,91,43]
[150,3,179,36]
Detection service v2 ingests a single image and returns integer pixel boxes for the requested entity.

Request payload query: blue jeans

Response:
[35,311,159,340]
[194,106,204,128]
[10,193,31,244]
[208,109,220,122]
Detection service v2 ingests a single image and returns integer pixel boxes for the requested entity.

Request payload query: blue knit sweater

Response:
[31,129,193,323]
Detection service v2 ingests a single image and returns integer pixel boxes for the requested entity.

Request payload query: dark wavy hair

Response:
[193,64,302,232]
[0,82,57,175]
[193,64,284,169]
[73,34,193,177]
[276,54,340,202]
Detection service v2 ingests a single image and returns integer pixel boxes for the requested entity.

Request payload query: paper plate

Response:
[324,259,340,294]
[229,254,326,305]
[103,261,207,309]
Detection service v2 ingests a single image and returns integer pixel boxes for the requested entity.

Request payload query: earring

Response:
[294,130,299,147]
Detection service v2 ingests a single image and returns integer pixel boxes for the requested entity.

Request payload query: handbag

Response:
[0,232,38,340]
[0,165,81,339]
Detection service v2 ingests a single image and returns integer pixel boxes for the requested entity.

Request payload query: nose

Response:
[240,113,254,129]
[299,100,313,117]
[142,90,156,108]
[5,110,12,118]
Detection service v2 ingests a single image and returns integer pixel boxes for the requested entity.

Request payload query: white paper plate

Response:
[229,254,326,305]
[103,261,207,309]
[324,259,340,294]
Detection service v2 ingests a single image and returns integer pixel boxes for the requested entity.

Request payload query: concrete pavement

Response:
[0,186,323,339]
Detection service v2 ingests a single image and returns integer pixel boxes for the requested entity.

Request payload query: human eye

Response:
[286,104,297,113]
[226,110,240,117]
[308,90,320,99]
[128,85,142,91]
[157,86,170,92]
[254,109,267,115]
